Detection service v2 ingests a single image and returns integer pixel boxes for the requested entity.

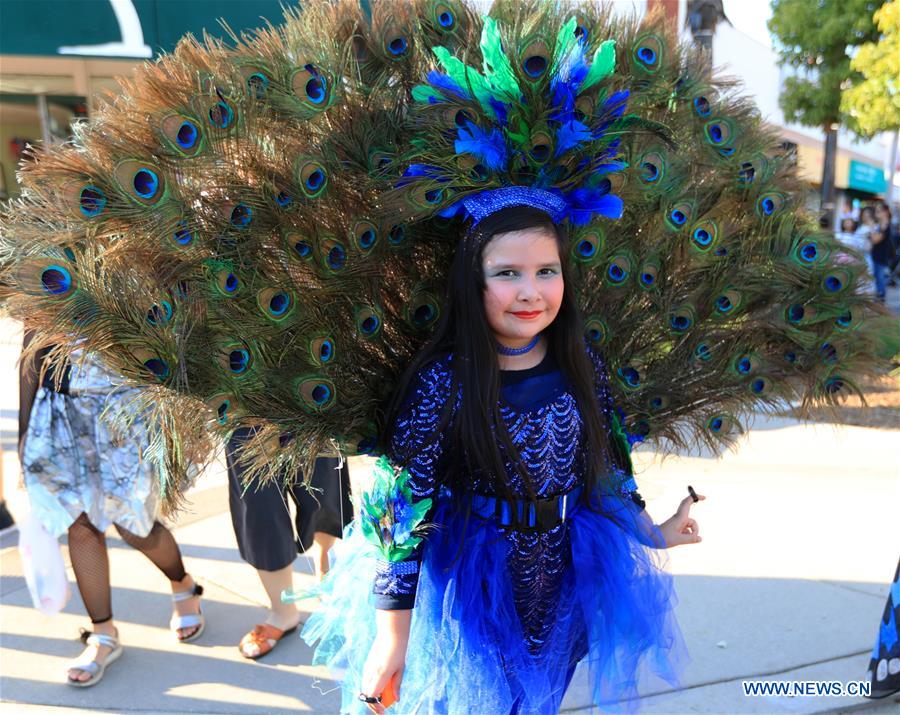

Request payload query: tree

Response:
[768,0,884,221]
[842,0,900,200]
[842,0,900,136]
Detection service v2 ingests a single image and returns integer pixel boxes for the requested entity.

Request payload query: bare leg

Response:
[308,531,337,579]
[239,564,302,658]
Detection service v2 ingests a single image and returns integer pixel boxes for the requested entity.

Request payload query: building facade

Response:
[0,0,894,210]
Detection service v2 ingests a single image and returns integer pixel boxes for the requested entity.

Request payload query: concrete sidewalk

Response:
[2,310,899,714]
[1,410,898,715]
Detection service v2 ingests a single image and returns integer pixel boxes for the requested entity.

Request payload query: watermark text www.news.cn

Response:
[742,680,871,697]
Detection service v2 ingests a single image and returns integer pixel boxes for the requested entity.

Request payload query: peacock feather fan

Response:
[0,1,892,500]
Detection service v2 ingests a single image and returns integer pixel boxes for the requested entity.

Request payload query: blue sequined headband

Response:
[457,187,568,225]
[439,184,624,229]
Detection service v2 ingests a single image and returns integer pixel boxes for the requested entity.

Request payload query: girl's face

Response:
[481,226,564,346]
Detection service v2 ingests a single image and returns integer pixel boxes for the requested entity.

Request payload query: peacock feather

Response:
[0,1,892,499]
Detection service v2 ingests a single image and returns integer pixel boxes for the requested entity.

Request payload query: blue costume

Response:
[302,347,685,714]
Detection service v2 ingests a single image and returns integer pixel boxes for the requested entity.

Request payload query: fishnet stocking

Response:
[67,513,112,624]
[114,521,187,582]
[67,513,188,623]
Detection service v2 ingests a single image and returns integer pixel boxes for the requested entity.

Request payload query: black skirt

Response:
[227,428,352,571]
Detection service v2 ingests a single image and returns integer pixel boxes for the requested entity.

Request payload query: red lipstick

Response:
[511,311,542,319]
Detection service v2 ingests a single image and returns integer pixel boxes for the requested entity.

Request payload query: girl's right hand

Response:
[360,610,412,713]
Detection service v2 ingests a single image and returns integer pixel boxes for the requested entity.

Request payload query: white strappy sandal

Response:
[170,581,205,643]
[66,629,123,688]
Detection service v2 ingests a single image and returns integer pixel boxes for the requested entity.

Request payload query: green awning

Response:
[0,0,296,59]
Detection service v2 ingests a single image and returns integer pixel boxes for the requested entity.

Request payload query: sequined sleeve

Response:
[373,356,455,609]
[586,347,644,509]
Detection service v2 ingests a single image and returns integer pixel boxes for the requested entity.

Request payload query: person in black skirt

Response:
[870,204,895,303]
[227,428,352,659]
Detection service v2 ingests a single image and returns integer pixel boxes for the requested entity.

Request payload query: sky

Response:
[721,0,774,48]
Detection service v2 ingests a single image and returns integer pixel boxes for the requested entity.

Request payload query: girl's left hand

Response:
[658,493,705,547]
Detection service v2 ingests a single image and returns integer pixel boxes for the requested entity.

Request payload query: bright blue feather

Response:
[588,91,628,139]
[397,163,444,188]
[489,97,509,127]
[549,42,589,125]
[602,90,630,116]
[555,119,592,156]
[426,71,469,100]
[565,187,624,224]
[455,121,508,171]
[591,160,628,175]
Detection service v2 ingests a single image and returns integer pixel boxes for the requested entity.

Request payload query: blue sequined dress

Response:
[302,349,685,714]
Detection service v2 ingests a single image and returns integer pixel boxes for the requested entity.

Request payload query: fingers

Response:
[381,673,401,709]
[672,518,701,545]
[670,531,701,546]
[362,666,402,714]
[678,492,707,516]
[683,517,701,542]
[361,669,392,714]
[361,694,384,715]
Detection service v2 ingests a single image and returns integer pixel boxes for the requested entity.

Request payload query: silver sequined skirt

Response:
[22,353,159,537]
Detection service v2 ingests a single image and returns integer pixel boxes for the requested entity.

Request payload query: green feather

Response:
[412,84,443,103]
[582,40,616,91]
[480,17,520,100]
[550,17,579,77]
[432,45,497,117]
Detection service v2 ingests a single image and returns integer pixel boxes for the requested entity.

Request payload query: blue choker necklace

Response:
[496,335,540,356]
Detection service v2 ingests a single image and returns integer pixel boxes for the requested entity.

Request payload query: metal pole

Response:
[886,128,898,205]
[820,125,839,228]
[36,94,52,146]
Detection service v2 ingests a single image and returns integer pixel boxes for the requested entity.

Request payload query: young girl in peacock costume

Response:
[0,0,892,711]
[300,204,701,714]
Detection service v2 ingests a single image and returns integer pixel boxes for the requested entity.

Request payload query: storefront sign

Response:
[0,0,292,59]
[847,159,887,194]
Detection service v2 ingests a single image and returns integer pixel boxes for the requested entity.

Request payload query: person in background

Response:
[871,204,894,302]
[0,457,13,530]
[834,217,868,268]
[838,197,858,225]
[854,207,878,295]
[227,431,353,660]
[19,340,203,687]
[836,217,861,251]
[876,203,898,288]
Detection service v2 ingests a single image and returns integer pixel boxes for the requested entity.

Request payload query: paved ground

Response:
[1,295,898,715]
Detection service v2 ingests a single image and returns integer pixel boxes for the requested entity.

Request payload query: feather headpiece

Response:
[391,15,631,228]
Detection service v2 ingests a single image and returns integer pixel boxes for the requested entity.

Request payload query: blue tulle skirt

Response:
[301,494,686,714]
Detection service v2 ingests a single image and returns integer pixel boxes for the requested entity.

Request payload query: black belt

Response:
[470,485,582,533]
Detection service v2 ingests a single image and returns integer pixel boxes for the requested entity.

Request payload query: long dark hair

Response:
[385,207,617,503]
